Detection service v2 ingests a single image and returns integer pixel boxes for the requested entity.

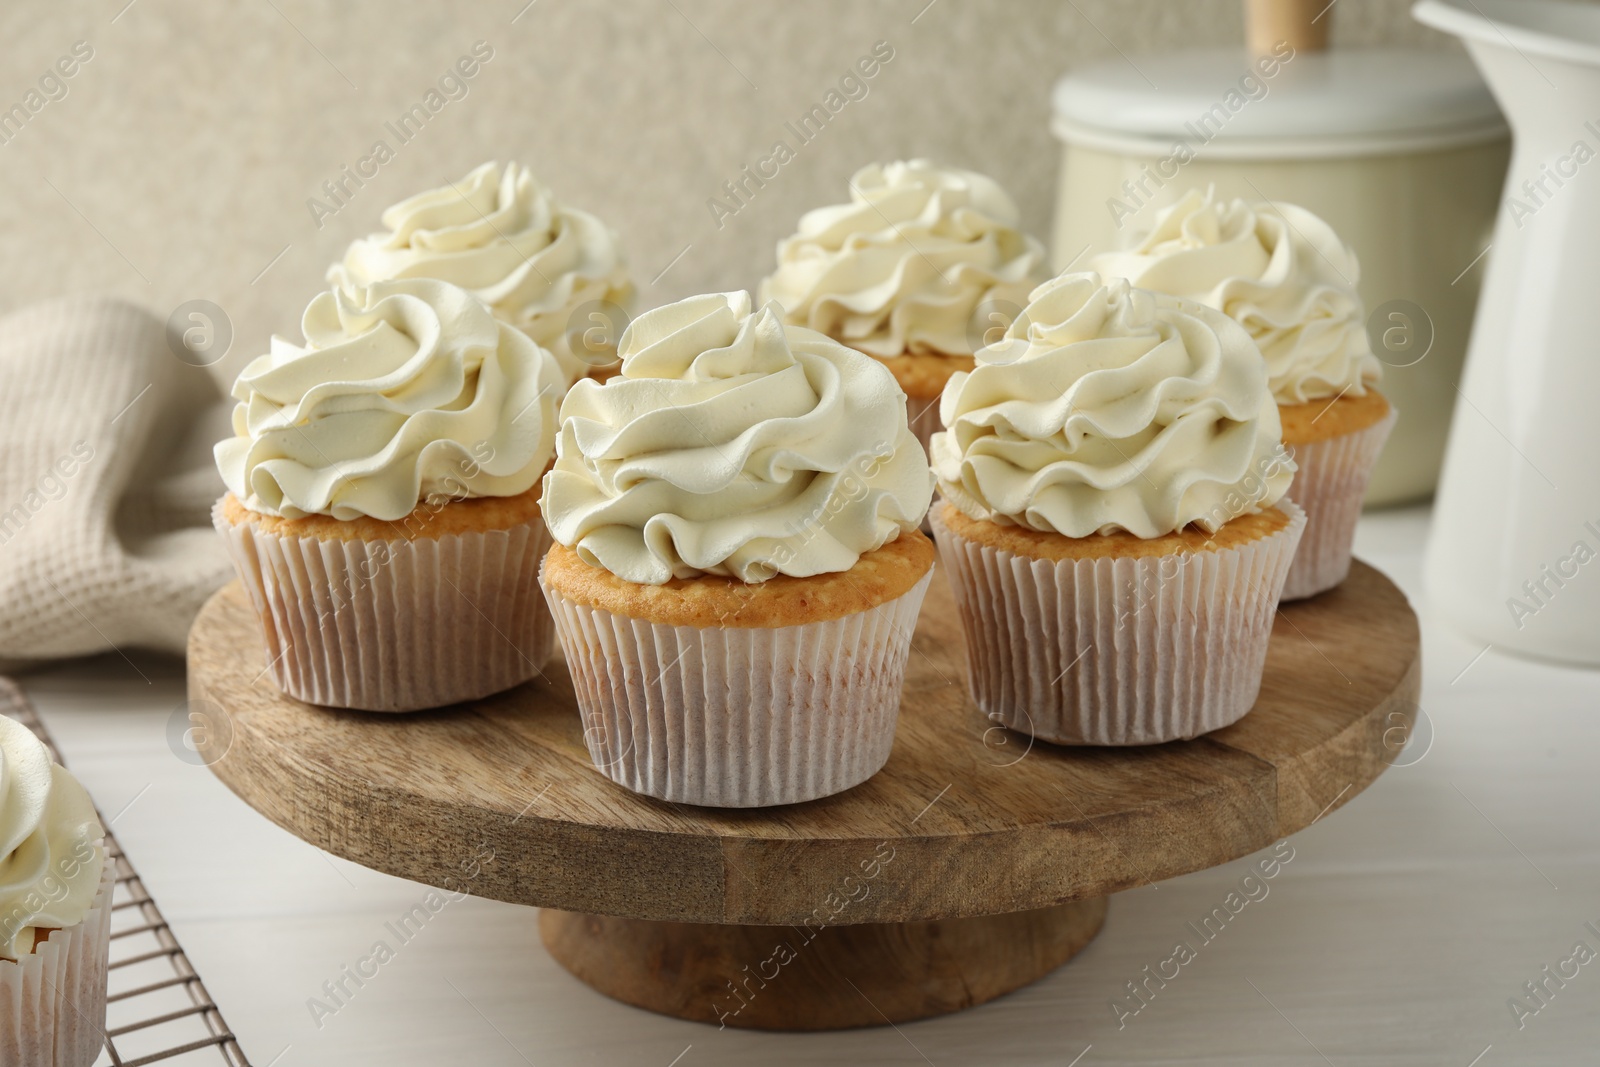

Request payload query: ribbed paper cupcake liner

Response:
[930,502,1305,746]
[541,568,934,808]
[1281,406,1398,601]
[0,856,114,1067]
[215,503,555,712]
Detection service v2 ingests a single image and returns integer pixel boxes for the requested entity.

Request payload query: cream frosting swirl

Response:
[931,273,1294,538]
[542,291,934,584]
[329,162,634,385]
[216,279,563,521]
[1091,188,1381,405]
[758,159,1048,358]
[0,715,105,961]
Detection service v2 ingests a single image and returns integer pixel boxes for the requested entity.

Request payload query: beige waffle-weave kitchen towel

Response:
[0,297,232,668]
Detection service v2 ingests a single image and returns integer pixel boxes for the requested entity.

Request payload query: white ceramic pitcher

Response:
[1416,0,1600,665]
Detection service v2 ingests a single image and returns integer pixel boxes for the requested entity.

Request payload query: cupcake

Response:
[214,278,565,712]
[929,273,1305,746]
[1092,188,1394,600]
[0,715,113,1067]
[540,291,935,807]
[329,161,635,386]
[759,159,1049,453]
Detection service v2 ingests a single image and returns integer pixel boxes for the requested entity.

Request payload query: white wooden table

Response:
[23,505,1599,1066]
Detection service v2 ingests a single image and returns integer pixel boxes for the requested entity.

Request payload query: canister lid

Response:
[1052,48,1506,158]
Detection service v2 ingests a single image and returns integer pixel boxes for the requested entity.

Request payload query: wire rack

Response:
[1,678,251,1066]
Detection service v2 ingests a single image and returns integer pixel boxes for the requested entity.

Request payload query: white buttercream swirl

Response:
[931,273,1294,538]
[758,159,1048,358]
[1091,188,1381,405]
[0,715,105,961]
[216,279,564,521]
[329,161,634,385]
[542,291,934,585]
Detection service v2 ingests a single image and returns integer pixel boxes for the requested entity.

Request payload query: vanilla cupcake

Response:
[929,274,1305,746]
[329,161,635,386]
[540,291,935,807]
[759,159,1049,453]
[0,715,113,1067]
[1093,188,1394,600]
[214,279,565,712]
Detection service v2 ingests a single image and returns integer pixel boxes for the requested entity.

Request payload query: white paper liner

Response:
[1281,405,1398,601]
[930,502,1306,746]
[214,502,555,712]
[541,568,934,808]
[0,857,114,1067]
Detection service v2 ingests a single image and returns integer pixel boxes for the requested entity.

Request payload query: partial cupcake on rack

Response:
[540,290,936,808]
[214,278,565,712]
[930,273,1304,746]
[0,715,113,1067]
[759,159,1049,454]
[1092,187,1394,600]
[328,161,635,385]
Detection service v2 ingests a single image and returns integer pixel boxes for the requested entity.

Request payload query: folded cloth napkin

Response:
[0,297,233,668]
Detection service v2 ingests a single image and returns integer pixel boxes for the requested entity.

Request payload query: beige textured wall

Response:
[0,0,1443,383]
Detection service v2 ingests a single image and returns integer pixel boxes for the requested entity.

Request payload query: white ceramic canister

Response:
[1051,47,1507,505]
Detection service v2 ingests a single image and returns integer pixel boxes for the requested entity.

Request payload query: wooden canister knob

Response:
[1244,0,1331,57]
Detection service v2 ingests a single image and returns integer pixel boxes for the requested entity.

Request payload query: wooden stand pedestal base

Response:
[539,899,1109,1030]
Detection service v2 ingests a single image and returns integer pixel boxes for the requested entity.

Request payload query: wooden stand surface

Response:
[188,559,1419,1030]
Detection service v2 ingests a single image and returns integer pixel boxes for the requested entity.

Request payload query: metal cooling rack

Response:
[1,678,251,1066]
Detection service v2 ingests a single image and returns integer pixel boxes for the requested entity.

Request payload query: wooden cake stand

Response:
[188,559,1419,1031]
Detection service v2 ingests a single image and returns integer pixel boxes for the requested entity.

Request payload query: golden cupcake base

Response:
[541,530,933,628]
[1280,388,1393,447]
